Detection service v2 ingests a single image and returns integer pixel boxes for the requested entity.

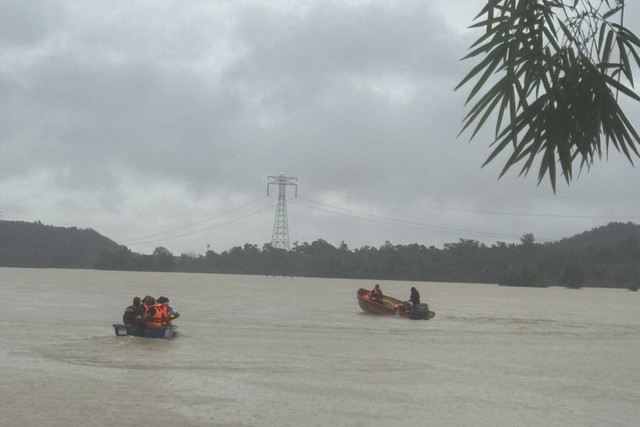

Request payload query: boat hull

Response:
[357,288,435,320]
[113,323,178,338]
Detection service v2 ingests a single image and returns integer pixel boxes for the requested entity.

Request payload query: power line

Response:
[122,205,274,248]
[290,197,550,242]
[303,185,640,220]
[108,181,267,235]
[118,196,269,244]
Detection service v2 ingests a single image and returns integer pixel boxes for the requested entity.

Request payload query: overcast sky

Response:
[2,0,640,255]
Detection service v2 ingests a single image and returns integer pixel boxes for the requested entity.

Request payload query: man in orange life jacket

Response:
[145,298,168,326]
[157,296,180,320]
[141,295,155,315]
[140,296,161,326]
[145,296,179,326]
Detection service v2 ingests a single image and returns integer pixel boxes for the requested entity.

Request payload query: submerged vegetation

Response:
[2,220,638,290]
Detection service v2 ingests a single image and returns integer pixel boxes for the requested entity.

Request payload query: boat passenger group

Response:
[122,295,180,329]
[370,284,427,311]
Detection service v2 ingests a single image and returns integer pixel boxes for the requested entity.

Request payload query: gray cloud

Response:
[2,0,640,254]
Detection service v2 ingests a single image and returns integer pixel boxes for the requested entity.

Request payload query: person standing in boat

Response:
[122,296,144,325]
[409,287,420,309]
[370,284,383,301]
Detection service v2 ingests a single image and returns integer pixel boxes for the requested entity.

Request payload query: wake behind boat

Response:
[357,288,435,320]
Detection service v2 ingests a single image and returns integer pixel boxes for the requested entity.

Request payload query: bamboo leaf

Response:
[603,74,640,101]
[495,93,510,136]
[456,45,506,93]
[603,5,622,20]
[617,37,633,84]
[465,53,507,103]
[601,28,614,64]
[458,0,640,191]
[468,93,505,140]
[621,39,640,70]
[615,24,640,47]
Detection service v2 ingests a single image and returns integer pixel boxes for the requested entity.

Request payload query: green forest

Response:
[1,220,639,290]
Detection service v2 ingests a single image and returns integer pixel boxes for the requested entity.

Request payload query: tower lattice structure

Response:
[267,173,297,250]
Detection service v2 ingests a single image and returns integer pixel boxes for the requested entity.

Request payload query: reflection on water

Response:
[1,268,639,427]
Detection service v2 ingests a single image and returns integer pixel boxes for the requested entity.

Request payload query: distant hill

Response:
[0,220,123,268]
[554,222,640,248]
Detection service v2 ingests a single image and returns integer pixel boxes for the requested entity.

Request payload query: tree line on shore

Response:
[94,222,639,290]
[1,220,639,290]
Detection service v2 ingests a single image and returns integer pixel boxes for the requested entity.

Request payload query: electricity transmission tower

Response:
[267,173,297,250]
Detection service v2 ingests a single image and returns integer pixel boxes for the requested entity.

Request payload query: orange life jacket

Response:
[145,303,171,326]
[158,302,172,325]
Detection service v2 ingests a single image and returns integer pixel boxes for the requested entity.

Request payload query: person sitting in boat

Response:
[145,296,179,326]
[409,287,420,309]
[141,295,155,309]
[122,296,144,325]
[370,284,383,301]
[141,296,163,326]
[157,296,180,321]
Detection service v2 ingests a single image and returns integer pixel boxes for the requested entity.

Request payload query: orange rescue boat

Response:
[357,288,435,320]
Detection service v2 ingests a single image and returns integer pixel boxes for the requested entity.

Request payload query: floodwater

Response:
[0,268,638,426]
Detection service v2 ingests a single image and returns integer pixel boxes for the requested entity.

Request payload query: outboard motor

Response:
[411,303,430,320]
[131,314,147,336]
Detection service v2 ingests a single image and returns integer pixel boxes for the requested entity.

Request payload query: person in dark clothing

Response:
[122,297,144,325]
[370,284,383,301]
[409,287,420,308]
